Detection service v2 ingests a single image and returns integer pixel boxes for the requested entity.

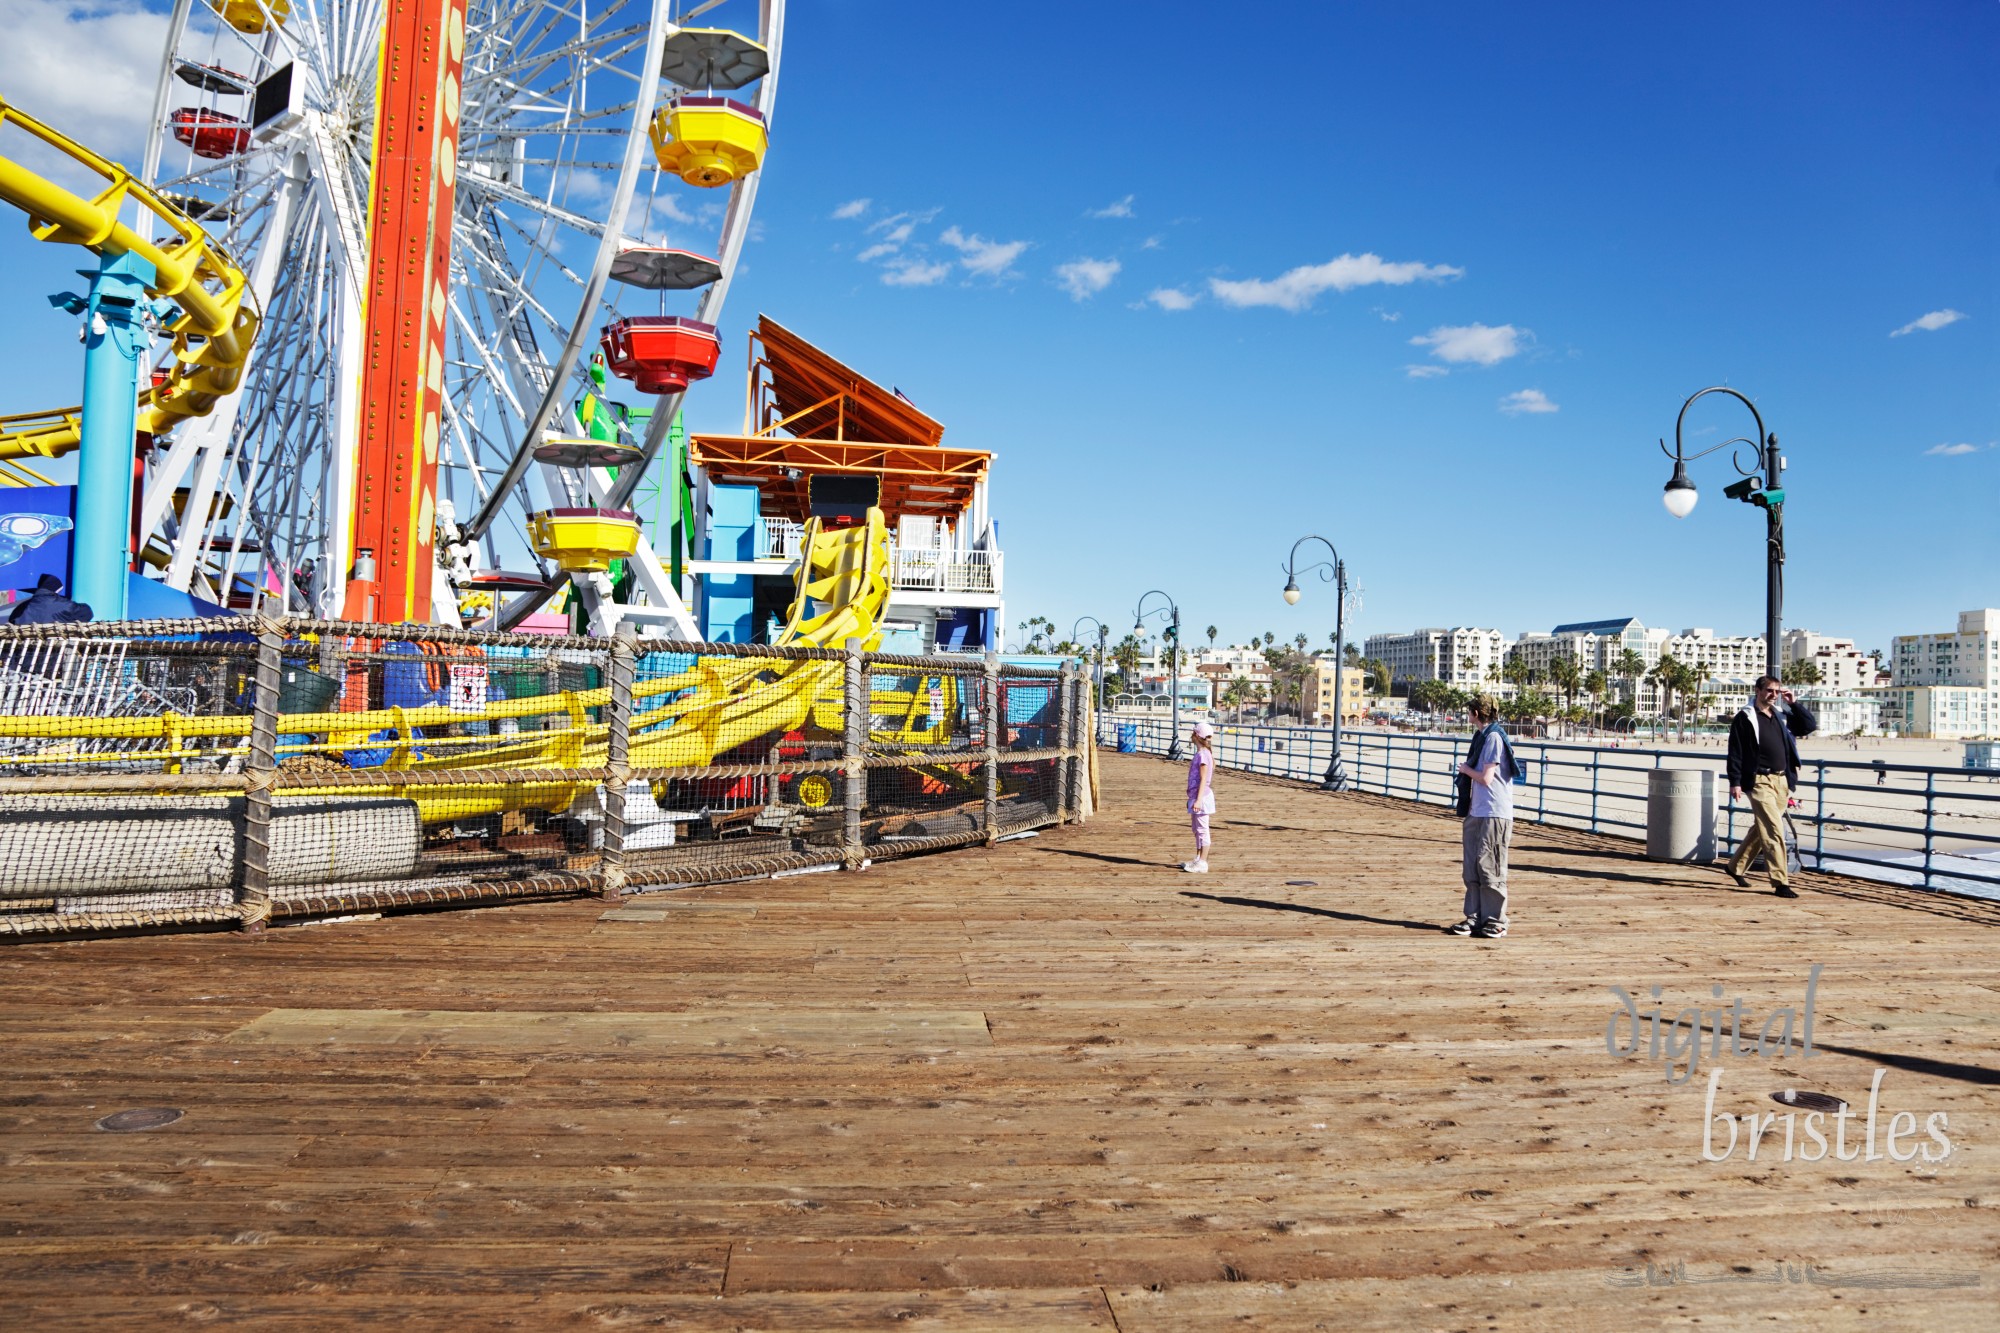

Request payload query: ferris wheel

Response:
[136,0,785,632]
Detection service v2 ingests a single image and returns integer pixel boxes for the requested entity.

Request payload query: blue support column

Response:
[70,251,157,621]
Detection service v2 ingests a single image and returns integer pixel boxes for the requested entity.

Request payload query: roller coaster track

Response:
[0,96,260,479]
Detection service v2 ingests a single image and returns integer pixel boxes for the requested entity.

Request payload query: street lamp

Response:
[1281,535,1351,790]
[1071,615,1111,713]
[1657,386,1786,679]
[1132,590,1184,759]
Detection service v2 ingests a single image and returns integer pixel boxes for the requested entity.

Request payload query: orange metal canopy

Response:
[690,316,990,525]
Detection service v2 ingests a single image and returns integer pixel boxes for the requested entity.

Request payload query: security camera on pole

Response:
[1657,386,1786,680]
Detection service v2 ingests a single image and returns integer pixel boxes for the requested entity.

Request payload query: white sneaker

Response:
[1181,859,1209,873]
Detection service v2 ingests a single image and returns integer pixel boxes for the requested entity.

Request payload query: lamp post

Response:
[1071,616,1111,713]
[1281,535,1351,791]
[1658,387,1785,680]
[1132,590,1183,759]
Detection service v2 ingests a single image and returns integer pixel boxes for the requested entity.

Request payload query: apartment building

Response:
[1882,609,2000,737]
[1362,627,1512,688]
[1893,609,2000,687]
[1509,618,1666,675]
[1302,658,1369,725]
[1781,629,1875,691]
[1880,686,1995,739]
[1661,628,1768,688]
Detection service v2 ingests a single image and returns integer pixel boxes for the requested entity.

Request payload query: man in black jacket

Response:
[1724,675,1818,898]
[7,574,91,625]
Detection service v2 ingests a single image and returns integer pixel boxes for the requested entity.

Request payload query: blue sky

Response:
[1,1,1994,652]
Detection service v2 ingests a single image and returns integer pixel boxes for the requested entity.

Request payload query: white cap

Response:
[1191,720,1214,738]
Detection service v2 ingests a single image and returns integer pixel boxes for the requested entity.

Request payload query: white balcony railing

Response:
[751,517,999,594]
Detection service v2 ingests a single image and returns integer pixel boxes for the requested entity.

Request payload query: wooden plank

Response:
[0,753,1992,1325]
[222,1007,994,1050]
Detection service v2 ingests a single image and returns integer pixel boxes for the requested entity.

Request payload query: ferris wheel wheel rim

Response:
[138,0,780,620]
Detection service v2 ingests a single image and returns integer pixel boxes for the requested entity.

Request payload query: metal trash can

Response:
[1117,724,1137,754]
[1645,768,1716,862]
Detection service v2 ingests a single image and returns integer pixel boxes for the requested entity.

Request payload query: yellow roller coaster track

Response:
[0,95,260,480]
[0,509,923,821]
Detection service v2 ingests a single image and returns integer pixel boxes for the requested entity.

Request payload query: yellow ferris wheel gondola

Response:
[208,0,290,35]
[649,97,767,188]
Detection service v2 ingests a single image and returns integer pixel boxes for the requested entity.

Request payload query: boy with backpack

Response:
[1449,695,1519,938]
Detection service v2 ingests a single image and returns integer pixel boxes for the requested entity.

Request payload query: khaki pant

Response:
[1728,773,1792,889]
[1461,817,1512,924]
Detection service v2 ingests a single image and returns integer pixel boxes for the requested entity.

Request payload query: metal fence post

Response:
[983,650,1000,844]
[1056,661,1077,822]
[599,622,637,901]
[844,638,866,870]
[238,613,285,934]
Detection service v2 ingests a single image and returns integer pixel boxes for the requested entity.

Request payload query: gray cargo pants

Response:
[1461,816,1512,924]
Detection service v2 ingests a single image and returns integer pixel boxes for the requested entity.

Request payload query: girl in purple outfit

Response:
[1184,720,1216,872]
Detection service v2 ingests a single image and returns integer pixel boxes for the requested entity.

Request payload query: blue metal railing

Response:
[1101,715,2000,900]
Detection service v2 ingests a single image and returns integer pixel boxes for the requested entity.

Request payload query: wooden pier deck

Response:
[1,753,1995,1328]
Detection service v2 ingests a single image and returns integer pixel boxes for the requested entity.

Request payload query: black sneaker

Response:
[1774,886,1800,899]
[1726,868,1751,888]
[1445,917,1477,936]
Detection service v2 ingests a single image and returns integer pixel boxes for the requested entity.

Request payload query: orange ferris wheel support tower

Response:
[346,0,468,623]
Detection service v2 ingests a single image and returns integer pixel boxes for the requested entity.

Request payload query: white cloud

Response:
[1,0,170,173]
[856,242,900,263]
[1409,323,1527,366]
[1140,235,1163,250]
[940,225,1029,278]
[831,198,870,220]
[1499,388,1559,414]
[1056,257,1121,300]
[1208,252,1464,312]
[1404,364,1449,379]
[649,192,700,225]
[1374,308,1402,322]
[880,258,951,287]
[1148,287,1197,312]
[1923,442,1988,457]
[1088,194,1135,219]
[1890,308,1967,337]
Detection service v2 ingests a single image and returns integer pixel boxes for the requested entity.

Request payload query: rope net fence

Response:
[0,619,1091,937]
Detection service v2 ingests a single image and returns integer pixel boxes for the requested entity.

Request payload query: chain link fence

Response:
[0,618,1093,937]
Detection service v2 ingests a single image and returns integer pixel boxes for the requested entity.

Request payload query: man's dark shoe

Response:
[1774,885,1800,899]
[1726,867,1751,888]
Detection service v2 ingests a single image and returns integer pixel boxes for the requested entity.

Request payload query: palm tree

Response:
[1615,648,1648,713]
[1649,654,1693,737]
[1584,668,1608,731]
[1220,675,1249,722]
[1111,634,1143,696]
[1546,656,1582,736]
[1206,624,1218,650]
[1781,658,1821,687]
[1458,654,1478,686]
[1361,656,1392,696]
[1501,655,1532,696]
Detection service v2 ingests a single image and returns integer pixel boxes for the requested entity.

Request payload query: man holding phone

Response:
[1724,675,1818,897]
